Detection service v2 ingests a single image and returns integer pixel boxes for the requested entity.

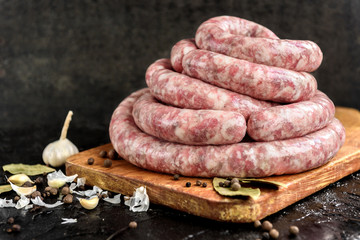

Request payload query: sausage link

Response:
[145,59,275,119]
[182,49,317,102]
[109,89,345,178]
[132,92,246,145]
[170,39,197,73]
[195,16,323,72]
[247,91,335,141]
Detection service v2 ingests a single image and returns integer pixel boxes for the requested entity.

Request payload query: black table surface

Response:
[0,126,359,240]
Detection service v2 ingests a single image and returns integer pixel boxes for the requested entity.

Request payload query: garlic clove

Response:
[8,180,36,196]
[47,170,78,188]
[8,174,34,186]
[78,196,99,210]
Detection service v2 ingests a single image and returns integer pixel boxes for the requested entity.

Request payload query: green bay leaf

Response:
[3,164,55,176]
[213,177,261,200]
[0,184,12,194]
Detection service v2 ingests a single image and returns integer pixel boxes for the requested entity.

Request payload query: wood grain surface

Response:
[66,107,360,223]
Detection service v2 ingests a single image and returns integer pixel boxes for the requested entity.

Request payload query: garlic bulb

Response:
[43,111,79,167]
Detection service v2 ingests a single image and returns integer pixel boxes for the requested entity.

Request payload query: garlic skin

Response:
[42,111,79,167]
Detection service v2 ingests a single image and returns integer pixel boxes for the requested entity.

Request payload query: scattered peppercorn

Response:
[224,180,231,188]
[196,180,202,186]
[269,229,279,239]
[108,149,118,160]
[6,228,12,233]
[12,224,21,232]
[63,194,73,204]
[231,178,239,185]
[21,181,33,187]
[219,182,224,187]
[129,221,137,229]
[31,191,42,199]
[99,150,107,158]
[231,182,241,191]
[202,182,207,188]
[254,220,262,228]
[262,231,270,239]
[7,217,14,224]
[289,225,299,235]
[87,157,95,165]
[104,159,112,168]
[262,220,273,231]
[13,196,20,203]
[173,174,180,180]
[61,186,70,195]
[35,177,44,185]
[30,205,42,212]
[44,186,52,192]
[185,182,191,187]
[50,187,58,196]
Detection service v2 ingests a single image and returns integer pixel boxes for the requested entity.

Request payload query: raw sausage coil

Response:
[247,91,335,141]
[146,58,275,120]
[109,89,345,178]
[132,92,246,145]
[195,16,323,72]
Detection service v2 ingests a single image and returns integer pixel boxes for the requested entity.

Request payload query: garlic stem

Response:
[60,111,73,140]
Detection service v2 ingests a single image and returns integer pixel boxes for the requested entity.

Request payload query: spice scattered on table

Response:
[129,221,137,229]
[104,159,112,168]
[289,225,299,235]
[173,174,180,180]
[262,220,273,231]
[99,150,107,158]
[87,157,95,165]
[269,229,279,239]
[186,182,191,187]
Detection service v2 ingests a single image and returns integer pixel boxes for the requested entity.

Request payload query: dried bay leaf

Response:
[0,184,12,194]
[239,178,286,189]
[213,177,261,200]
[3,164,55,176]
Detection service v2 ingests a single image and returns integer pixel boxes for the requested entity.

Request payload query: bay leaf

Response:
[239,178,286,189]
[3,164,55,176]
[213,177,261,200]
[0,184,12,194]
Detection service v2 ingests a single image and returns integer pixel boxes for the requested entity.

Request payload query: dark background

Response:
[0,0,359,157]
[0,1,359,240]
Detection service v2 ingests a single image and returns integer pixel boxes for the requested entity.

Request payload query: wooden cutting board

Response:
[66,107,360,223]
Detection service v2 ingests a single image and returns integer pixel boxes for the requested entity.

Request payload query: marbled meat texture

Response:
[145,58,275,120]
[109,89,345,178]
[195,16,323,72]
[132,92,246,145]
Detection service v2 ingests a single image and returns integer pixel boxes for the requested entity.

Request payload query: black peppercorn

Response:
[224,180,231,187]
[262,220,273,231]
[108,149,118,160]
[289,225,299,235]
[99,150,107,158]
[87,157,95,165]
[262,232,270,239]
[173,174,180,180]
[31,191,42,199]
[35,177,44,185]
[104,159,112,168]
[185,182,191,187]
[61,186,70,195]
[12,224,21,232]
[231,182,241,191]
[13,196,20,203]
[21,181,33,187]
[196,180,202,186]
[129,221,137,228]
[202,182,207,188]
[49,187,58,196]
[63,194,73,204]
[269,229,279,239]
[7,217,14,224]
[219,182,224,187]
[254,220,261,228]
